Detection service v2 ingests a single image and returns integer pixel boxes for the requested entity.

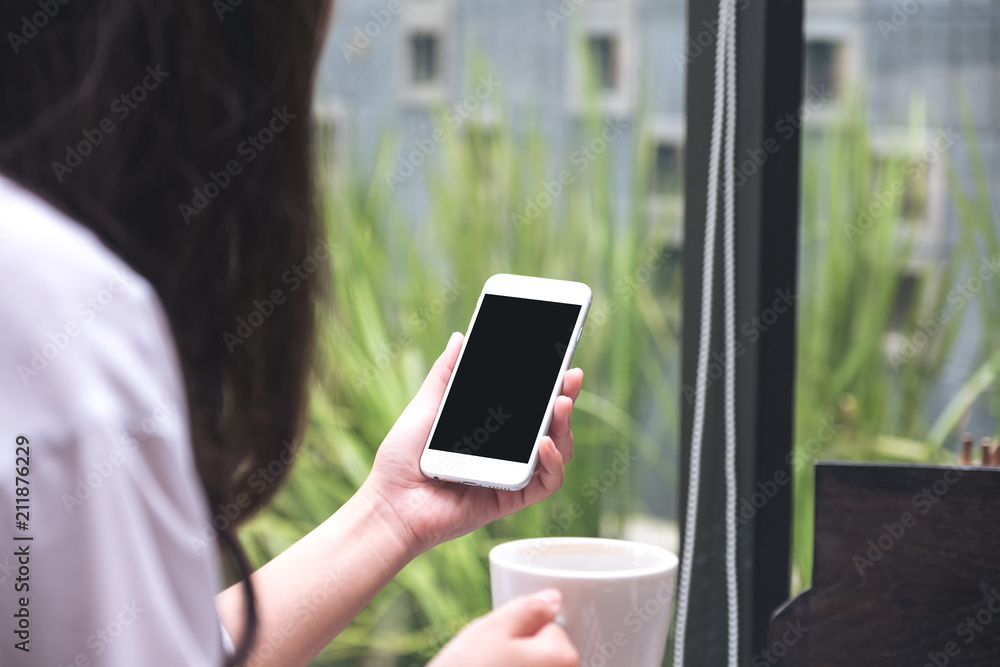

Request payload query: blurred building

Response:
[804,0,1000,428]
[316,0,998,250]
[316,0,687,242]
[315,0,1000,509]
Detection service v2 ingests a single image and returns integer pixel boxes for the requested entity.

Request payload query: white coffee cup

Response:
[490,537,678,667]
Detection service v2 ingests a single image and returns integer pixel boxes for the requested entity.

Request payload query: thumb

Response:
[414,331,462,409]
[491,590,562,638]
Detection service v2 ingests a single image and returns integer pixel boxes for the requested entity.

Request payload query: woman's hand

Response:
[429,590,578,667]
[360,332,583,553]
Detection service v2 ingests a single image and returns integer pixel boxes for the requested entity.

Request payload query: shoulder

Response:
[0,175,184,432]
[0,175,225,664]
[0,174,158,337]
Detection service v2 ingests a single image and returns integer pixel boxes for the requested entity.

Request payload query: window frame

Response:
[646,115,686,247]
[566,2,636,116]
[679,0,804,662]
[397,0,451,106]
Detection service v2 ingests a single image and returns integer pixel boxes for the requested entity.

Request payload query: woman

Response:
[0,2,581,665]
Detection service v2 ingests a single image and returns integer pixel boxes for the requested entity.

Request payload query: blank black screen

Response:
[428,294,581,463]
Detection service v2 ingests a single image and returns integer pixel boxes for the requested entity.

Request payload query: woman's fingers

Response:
[547,396,575,462]
[490,589,562,638]
[562,368,584,401]
[414,332,463,412]
[548,369,582,462]
[520,437,565,508]
[517,369,583,506]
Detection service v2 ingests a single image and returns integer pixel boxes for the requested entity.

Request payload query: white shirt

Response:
[0,175,226,666]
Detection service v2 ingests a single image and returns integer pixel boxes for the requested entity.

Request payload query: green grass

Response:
[792,92,999,587]
[241,99,683,665]
[238,84,998,663]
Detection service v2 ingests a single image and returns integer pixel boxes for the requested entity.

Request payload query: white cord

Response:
[673,0,738,663]
[722,0,739,663]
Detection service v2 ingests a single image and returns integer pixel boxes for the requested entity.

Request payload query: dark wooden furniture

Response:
[768,462,1000,665]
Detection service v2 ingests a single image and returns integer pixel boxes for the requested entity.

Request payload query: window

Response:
[312,100,347,179]
[397,1,450,105]
[411,32,440,84]
[900,166,928,222]
[645,115,686,245]
[871,149,934,227]
[567,5,636,116]
[794,0,1000,613]
[465,122,501,183]
[804,39,842,97]
[587,35,619,91]
[651,142,683,197]
[887,273,918,333]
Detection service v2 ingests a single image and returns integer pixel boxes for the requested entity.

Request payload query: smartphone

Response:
[419,274,592,490]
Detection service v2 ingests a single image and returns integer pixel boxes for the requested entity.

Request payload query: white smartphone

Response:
[419,274,592,491]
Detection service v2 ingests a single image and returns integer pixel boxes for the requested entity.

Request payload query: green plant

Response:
[240,96,683,664]
[793,92,998,588]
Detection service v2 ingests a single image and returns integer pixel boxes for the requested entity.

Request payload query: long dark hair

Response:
[0,1,333,663]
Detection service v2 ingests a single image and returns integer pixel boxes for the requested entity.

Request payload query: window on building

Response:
[651,142,683,197]
[312,102,346,177]
[872,153,930,224]
[466,123,500,181]
[900,166,929,222]
[888,273,919,333]
[587,34,619,91]
[411,32,440,84]
[804,39,841,96]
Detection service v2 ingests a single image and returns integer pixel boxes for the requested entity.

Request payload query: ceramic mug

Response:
[490,537,678,667]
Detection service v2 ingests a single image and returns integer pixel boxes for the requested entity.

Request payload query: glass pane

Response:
[794,0,1000,590]
[245,0,689,664]
[411,32,439,83]
[588,34,619,91]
